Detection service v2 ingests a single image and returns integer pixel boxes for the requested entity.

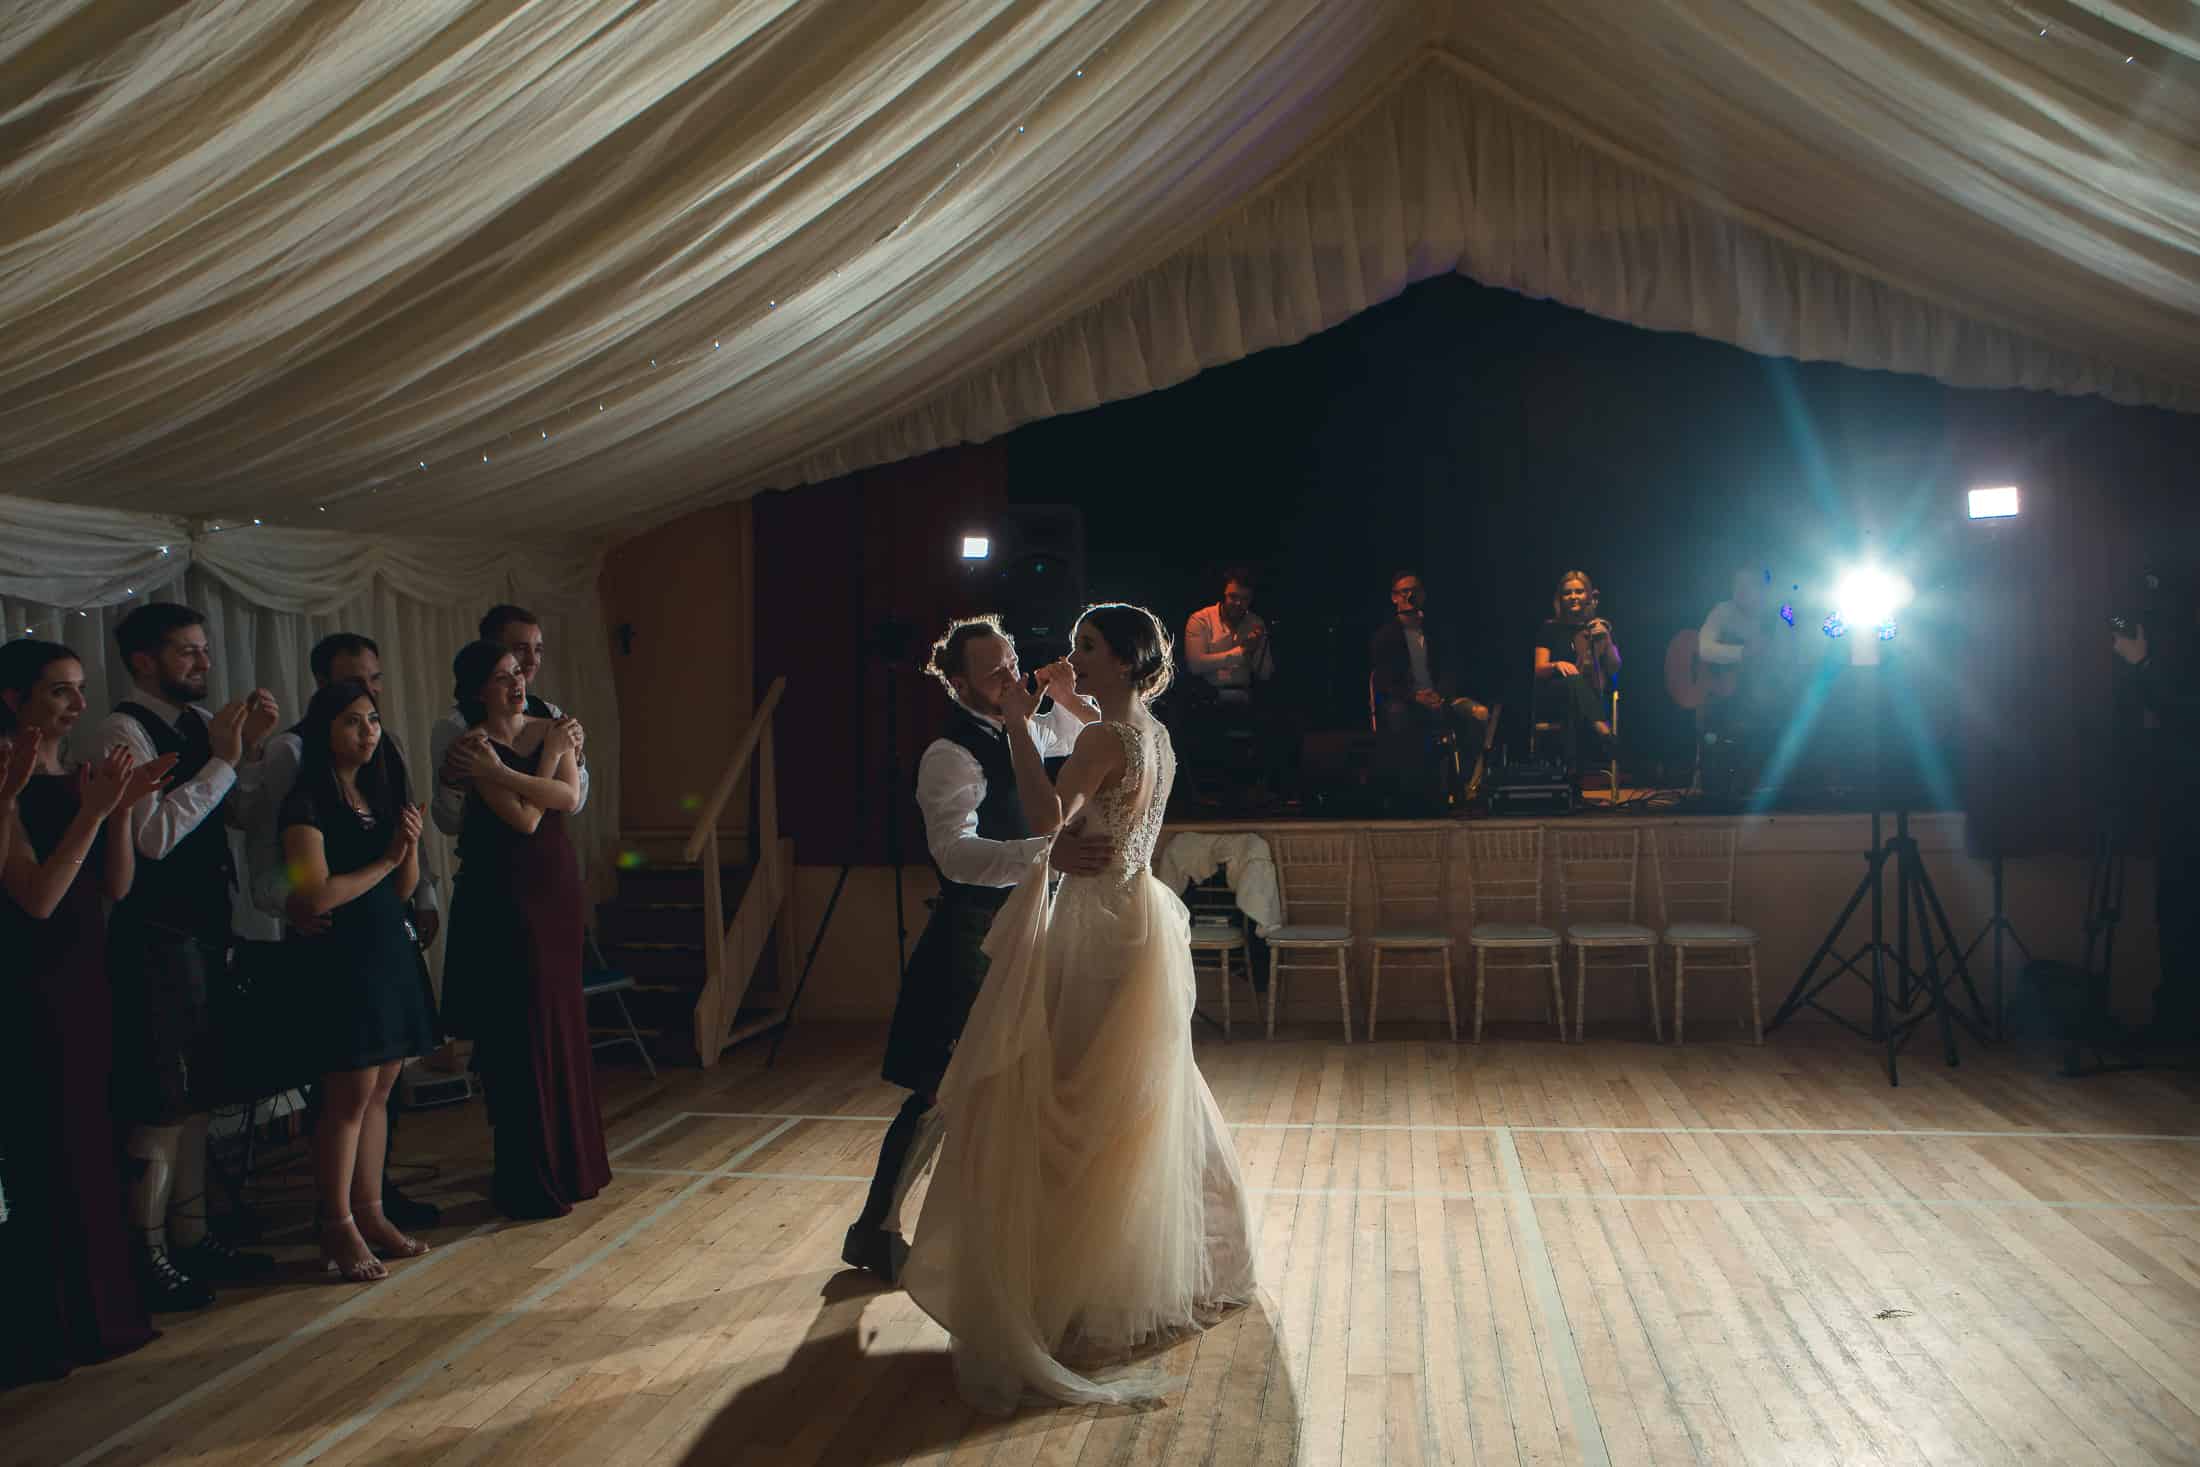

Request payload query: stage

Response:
[780,804,2155,1043]
[7,1024,2197,1467]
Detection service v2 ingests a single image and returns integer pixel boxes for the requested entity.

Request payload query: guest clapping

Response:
[278,681,441,1283]
[0,640,174,1380]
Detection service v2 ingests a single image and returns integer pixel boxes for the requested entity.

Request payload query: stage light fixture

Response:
[960,535,991,561]
[1967,485,2020,519]
[1832,565,1911,630]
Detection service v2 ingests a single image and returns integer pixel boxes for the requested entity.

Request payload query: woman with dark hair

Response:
[439,641,608,1220]
[0,639,172,1381]
[903,604,1257,1411]
[1533,569,1621,770]
[279,679,438,1282]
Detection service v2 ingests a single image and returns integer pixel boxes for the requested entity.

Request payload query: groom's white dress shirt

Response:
[916,696,1093,888]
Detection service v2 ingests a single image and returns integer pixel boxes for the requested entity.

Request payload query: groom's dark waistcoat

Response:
[930,704,1031,912]
[882,703,1034,1092]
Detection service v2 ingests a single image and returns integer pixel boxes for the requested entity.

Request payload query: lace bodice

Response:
[1077,719,1174,885]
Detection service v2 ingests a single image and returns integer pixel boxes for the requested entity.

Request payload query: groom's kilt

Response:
[881,884,1011,1094]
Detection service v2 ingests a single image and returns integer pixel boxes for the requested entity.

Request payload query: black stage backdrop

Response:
[1000,274,2200,856]
[758,275,2197,863]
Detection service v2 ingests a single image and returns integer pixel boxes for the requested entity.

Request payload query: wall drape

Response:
[0,495,618,967]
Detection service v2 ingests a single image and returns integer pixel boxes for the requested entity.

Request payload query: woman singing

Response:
[1534,570,1621,768]
[279,680,440,1282]
[439,641,609,1220]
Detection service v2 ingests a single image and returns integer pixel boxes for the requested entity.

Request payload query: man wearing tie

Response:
[97,602,280,1310]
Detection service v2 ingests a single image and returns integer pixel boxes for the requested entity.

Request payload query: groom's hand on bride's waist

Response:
[1049,829,1115,876]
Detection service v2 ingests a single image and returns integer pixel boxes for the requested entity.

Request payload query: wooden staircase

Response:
[593,679,799,1067]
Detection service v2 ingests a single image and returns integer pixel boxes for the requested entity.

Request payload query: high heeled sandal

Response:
[359,1200,431,1260]
[319,1215,388,1284]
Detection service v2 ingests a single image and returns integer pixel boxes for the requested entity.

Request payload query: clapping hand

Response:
[1,729,42,802]
[385,804,424,865]
[208,701,251,764]
[241,689,280,748]
[125,752,180,806]
[79,745,138,819]
[995,675,1041,724]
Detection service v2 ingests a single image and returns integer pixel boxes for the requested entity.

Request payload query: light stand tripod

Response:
[1764,657,1993,1084]
[1767,810,1995,1085]
[1958,854,2033,1040]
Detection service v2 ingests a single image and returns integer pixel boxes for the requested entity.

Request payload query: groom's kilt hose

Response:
[881,884,1012,1094]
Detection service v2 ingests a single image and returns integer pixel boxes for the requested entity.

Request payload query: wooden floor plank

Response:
[5,1027,2199,1467]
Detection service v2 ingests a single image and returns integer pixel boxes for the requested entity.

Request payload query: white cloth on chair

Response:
[1155,831,1282,936]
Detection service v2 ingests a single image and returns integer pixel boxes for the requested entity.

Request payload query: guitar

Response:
[1663,628,1738,711]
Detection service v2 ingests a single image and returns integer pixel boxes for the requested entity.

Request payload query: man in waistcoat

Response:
[840,615,1112,1283]
[98,602,281,1309]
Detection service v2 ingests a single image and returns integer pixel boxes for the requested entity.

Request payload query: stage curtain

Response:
[0,495,620,963]
[0,3,2190,539]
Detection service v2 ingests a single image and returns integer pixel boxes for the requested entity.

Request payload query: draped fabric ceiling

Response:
[1,0,2194,549]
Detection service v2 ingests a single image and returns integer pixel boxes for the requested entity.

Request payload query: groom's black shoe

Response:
[841,1223,910,1284]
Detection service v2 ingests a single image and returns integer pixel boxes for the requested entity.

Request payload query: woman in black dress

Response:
[0,639,173,1381]
[441,642,609,1219]
[1533,569,1622,771]
[280,679,439,1283]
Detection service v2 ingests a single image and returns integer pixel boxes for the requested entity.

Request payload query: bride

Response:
[901,603,1257,1413]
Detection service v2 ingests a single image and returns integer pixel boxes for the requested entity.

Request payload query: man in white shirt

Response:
[429,604,589,841]
[240,631,444,1231]
[1183,569,1274,704]
[842,614,1110,1282]
[97,601,281,1308]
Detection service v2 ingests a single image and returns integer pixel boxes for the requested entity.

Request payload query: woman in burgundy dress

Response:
[0,639,174,1382]
[440,641,610,1219]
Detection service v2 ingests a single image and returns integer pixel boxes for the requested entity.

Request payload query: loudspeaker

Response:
[969,505,1086,662]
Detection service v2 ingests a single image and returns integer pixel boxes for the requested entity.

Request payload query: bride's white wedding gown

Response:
[901,716,1258,1412]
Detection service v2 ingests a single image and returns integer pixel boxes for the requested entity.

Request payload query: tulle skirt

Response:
[902,862,1258,1413]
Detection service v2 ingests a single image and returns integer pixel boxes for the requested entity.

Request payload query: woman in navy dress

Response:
[280,679,440,1283]
[440,641,609,1220]
[0,639,173,1381]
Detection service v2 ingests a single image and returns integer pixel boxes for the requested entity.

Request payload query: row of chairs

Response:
[1186,826,1760,1045]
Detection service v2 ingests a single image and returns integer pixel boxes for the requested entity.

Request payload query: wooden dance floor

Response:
[7,1025,2200,1467]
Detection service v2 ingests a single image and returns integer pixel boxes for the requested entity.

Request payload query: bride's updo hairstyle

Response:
[1076,603,1174,702]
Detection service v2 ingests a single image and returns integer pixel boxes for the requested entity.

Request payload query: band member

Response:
[1534,570,1620,770]
[1370,570,1490,811]
[1692,567,1795,793]
[1183,569,1273,704]
[841,616,1110,1283]
[1180,569,1290,810]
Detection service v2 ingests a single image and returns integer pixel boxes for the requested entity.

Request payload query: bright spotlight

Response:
[960,535,991,561]
[1832,565,1911,629]
[1967,485,2020,520]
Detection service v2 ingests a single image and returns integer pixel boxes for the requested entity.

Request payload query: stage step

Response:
[589,849,777,1068]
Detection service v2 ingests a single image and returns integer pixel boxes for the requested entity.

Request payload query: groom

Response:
[842,615,1111,1283]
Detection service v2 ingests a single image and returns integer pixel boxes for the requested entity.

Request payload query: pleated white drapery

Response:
[0,495,618,961]
[0,2,2189,541]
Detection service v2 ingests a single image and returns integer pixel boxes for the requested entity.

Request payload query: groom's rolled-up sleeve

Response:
[917,740,1049,888]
